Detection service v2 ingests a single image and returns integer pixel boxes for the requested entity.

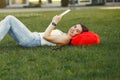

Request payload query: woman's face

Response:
[68,24,83,37]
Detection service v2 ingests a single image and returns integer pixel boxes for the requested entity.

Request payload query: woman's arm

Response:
[43,15,69,46]
[43,16,69,46]
[44,15,62,37]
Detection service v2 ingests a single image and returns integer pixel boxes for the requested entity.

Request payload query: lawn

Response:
[0,9,120,80]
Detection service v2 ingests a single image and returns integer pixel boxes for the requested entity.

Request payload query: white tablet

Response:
[59,9,71,16]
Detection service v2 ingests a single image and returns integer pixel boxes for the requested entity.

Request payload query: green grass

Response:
[0,9,120,80]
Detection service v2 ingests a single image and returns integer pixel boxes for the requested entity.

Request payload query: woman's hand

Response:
[52,15,62,24]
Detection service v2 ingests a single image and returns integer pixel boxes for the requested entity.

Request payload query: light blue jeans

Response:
[0,15,41,47]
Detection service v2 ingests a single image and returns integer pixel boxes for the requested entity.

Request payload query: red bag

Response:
[71,31,100,46]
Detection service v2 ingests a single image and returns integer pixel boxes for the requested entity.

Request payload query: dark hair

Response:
[80,23,89,33]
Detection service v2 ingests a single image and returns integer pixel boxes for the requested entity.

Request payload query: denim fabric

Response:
[0,15,41,47]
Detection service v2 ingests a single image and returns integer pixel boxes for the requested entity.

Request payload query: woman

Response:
[0,15,88,47]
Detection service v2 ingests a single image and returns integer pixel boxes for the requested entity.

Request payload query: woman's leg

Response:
[0,18,10,41]
[0,15,39,47]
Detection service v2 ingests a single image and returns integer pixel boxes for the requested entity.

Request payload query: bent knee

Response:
[5,15,16,20]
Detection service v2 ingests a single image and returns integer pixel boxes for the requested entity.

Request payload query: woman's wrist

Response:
[51,22,57,26]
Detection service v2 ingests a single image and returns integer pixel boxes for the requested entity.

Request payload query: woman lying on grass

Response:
[0,15,99,47]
